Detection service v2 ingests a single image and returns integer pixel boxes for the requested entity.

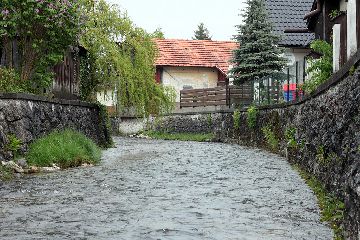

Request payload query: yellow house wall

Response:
[162,66,219,102]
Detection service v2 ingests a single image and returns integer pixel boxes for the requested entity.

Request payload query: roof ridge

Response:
[154,39,236,43]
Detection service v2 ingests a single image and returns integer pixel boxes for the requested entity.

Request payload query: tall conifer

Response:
[230,0,287,85]
[193,23,212,40]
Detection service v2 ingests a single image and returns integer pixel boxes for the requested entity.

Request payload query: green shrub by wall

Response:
[26,129,101,168]
[247,106,258,129]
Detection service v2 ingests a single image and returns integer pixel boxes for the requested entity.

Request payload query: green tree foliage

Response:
[193,23,212,40]
[233,109,241,130]
[151,28,165,39]
[0,0,174,117]
[79,0,175,116]
[0,67,29,93]
[303,40,333,93]
[0,0,80,92]
[262,125,278,152]
[230,0,287,85]
[247,105,258,129]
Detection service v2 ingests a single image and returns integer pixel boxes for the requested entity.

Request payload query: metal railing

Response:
[254,60,306,105]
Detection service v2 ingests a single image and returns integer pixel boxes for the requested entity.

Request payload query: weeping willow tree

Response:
[79,0,175,116]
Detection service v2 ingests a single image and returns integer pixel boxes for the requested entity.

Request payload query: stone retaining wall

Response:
[0,93,111,160]
[151,67,360,239]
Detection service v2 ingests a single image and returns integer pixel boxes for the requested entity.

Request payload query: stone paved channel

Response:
[0,137,332,239]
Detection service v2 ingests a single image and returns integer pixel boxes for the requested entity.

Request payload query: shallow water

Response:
[0,137,332,239]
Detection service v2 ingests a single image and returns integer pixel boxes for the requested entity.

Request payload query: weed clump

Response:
[26,129,101,168]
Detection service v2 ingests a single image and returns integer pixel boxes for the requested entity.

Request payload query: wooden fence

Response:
[180,87,228,108]
[180,84,255,108]
[228,84,254,106]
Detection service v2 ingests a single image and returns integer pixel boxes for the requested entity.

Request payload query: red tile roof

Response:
[154,39,238,75]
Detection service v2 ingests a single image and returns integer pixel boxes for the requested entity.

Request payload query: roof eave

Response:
[155,64,226,72]
[280,44,312,48]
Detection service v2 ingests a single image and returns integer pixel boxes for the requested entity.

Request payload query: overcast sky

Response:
[105,0,247,41]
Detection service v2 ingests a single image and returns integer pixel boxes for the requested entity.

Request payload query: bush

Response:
[26,129,101,168]
[233,109,241,130]
[262,125,278,151]
[285,127,297,149]
[304,40,333,93]
[247,105,258,129]
[4,134,22,159]
[0,67,29,93]
[0,165,14,181]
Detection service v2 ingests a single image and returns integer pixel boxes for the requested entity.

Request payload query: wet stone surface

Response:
[0,137,332,239]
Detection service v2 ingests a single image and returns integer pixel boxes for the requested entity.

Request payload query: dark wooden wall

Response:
[0,40,81,99]
[340,14,348,66]
[308,0,339,42]
[52,50,80,99]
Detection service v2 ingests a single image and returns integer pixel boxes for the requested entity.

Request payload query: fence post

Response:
[303,57,306,96]
[203,89,206,107]
[267,76,270,105]
[287,67,290,102]
[303,57,306,83]
[227,84,231,108]
[180,90,182,109]
[296,61,299,100]
[256,79,259,105]
[277,80,280,103]
[258,79,261,105]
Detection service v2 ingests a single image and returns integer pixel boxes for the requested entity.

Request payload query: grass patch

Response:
[26,129,101,168]
[0,165,14,181]
[145,131,214,142]
[293,165,345,240]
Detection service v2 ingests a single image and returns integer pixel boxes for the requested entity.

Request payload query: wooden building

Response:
[265,0,314,71]
[154,39,238,103]
[303,0,360,71]
[0,42,84,99]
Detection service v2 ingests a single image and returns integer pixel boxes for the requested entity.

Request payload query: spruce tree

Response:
[193,23,212,40]
[230,0,287,85]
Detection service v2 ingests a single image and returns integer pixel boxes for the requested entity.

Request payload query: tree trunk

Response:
[0,37,5,66]
[20,38,37,81]
[12,39,20,71]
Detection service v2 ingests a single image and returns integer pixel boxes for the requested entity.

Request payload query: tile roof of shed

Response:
[154,39,238,74]
[264,0,315,47]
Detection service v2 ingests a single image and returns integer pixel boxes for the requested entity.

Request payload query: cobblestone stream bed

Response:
[0,137,332,239]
